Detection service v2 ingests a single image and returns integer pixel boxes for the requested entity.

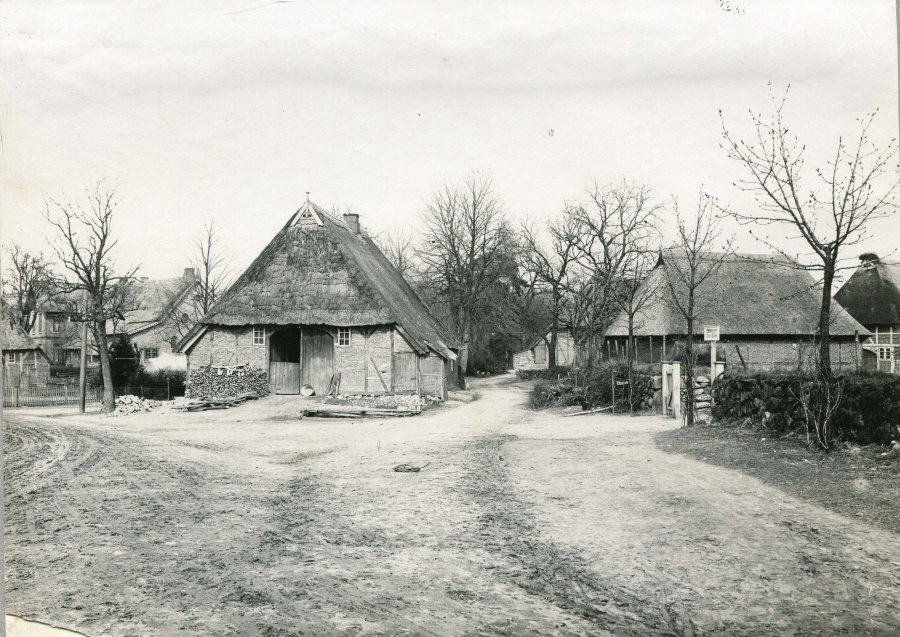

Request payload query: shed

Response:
[2,319,53,388]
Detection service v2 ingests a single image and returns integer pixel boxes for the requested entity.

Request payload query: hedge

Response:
[713,371,900,445]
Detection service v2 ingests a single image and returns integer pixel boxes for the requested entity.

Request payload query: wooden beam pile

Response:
[301,405,421,418]
[172,391,262,412]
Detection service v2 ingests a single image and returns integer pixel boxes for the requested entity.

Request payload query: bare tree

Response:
[792,343,844,452]
[376,229,416,278]
[663,193,732,426]
[417,172,517,375]
[520,213,580,368]
[616,246,661,411]
[3,243,54,333]
[45,183,139,413]
[570,181,661,366]
[191,219,232,319]
[720,87,898,373]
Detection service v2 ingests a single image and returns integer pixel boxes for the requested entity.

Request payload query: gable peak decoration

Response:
[288,193,324,227]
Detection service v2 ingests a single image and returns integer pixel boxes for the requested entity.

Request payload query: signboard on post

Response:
[704,326,720,408]
[703,325,720,342]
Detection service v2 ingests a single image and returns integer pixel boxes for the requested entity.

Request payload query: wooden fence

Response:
[3,385,103,408]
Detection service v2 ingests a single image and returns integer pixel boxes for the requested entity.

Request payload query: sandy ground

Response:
[4,374,900,636]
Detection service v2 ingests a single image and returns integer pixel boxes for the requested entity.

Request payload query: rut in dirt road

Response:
[459,434,691,637]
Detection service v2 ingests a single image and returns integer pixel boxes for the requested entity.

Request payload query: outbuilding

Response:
[176,200,459,398]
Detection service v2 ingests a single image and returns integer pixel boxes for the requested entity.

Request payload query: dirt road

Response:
[5,375,900,635]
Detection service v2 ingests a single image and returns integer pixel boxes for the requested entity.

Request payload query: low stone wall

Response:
[712,372,900,445]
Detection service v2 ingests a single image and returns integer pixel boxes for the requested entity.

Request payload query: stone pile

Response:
[691,375,713,420]
[112,395,162,416]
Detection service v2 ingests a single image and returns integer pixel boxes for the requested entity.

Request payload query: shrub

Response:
[528,362,655,412]
[713,371,900,446]
[129,368,187,397]
[517,366,573,381]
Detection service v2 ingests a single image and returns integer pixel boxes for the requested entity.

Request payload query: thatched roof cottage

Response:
[835,253,900,373]
[604,251,869,371]
[176,200,459,398]
[2,318,52,388]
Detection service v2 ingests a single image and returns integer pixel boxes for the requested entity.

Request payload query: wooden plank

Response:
[369,355,389,391]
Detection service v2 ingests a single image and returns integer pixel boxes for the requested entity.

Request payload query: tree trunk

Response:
[548,319,558,369]
[818,259,835,375]
[626,314,635,411]
[684,318,695,426]
[95,320,115,413]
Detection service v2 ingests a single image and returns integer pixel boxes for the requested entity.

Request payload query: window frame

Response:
[878,347,894,361]
[337,327,351,347]
[6,352,20,364]
[143,347,160,361]
[252,327,265,346]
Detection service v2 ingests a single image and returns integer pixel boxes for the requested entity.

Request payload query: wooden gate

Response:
[270,328,302,394]
[392,352,418,393]
[302,328,334,395]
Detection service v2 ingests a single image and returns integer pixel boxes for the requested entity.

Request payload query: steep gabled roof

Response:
[186,201,457,359]
[607,251,868,337]
[122,275,196,336]
[2,317,50,355]
[834,258,900,326]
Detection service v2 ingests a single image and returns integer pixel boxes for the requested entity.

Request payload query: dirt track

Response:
[5,375,900,636]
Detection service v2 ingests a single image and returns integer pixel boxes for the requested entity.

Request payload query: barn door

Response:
[302,328,334,395]
[392,352,418,393]
[270,328,302,394]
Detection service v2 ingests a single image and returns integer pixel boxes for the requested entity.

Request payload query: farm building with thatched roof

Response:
[176,199,459,398]
[2,317,52,388]
[604,251,870,371]
[835,253,900,373]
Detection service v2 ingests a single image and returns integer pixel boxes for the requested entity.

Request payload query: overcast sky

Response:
[1,0,897,280]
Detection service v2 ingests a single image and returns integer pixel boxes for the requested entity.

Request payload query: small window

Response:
[51,316,64,333]
[878,347,894,361]
[143,348,159,360]
[6,352,20,364]
[337,327,351,346]
[253,327,265,345]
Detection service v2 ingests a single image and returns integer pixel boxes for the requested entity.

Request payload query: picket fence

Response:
[4,384,104,408]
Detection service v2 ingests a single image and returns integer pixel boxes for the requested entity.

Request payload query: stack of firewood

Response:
[186,363,269,398]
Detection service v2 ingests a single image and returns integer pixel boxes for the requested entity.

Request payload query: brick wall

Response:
[187,324,440,394]
[334,326,394,393]
[724,339,860,371]
[187,325,268,372]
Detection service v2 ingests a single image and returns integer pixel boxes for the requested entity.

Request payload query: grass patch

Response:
[656,422,900,535]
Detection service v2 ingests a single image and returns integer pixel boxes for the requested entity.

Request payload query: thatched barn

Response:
[2,319,52,388]
[835,253,900,373]
[605,251,869,371]
[176,200,459,398]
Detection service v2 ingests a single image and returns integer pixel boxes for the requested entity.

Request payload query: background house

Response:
[835,253,900,373]
[178,200,459,399]
[604,251,869,371]
[2,319,52,388]
[513,329,575,371]
[120,268,198,370]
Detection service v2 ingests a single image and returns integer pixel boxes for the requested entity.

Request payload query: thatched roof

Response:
[188,201,457,359]
[1,318,46,352]
[834,257,900,326]
[122,273,196,335]
[606,251,868,338]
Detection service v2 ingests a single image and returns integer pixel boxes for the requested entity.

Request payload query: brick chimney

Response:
[183,267,197,280]
[859,253,880,264]
[343,213,360,234]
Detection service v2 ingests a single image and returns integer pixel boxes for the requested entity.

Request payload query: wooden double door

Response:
[269,327,334,395]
